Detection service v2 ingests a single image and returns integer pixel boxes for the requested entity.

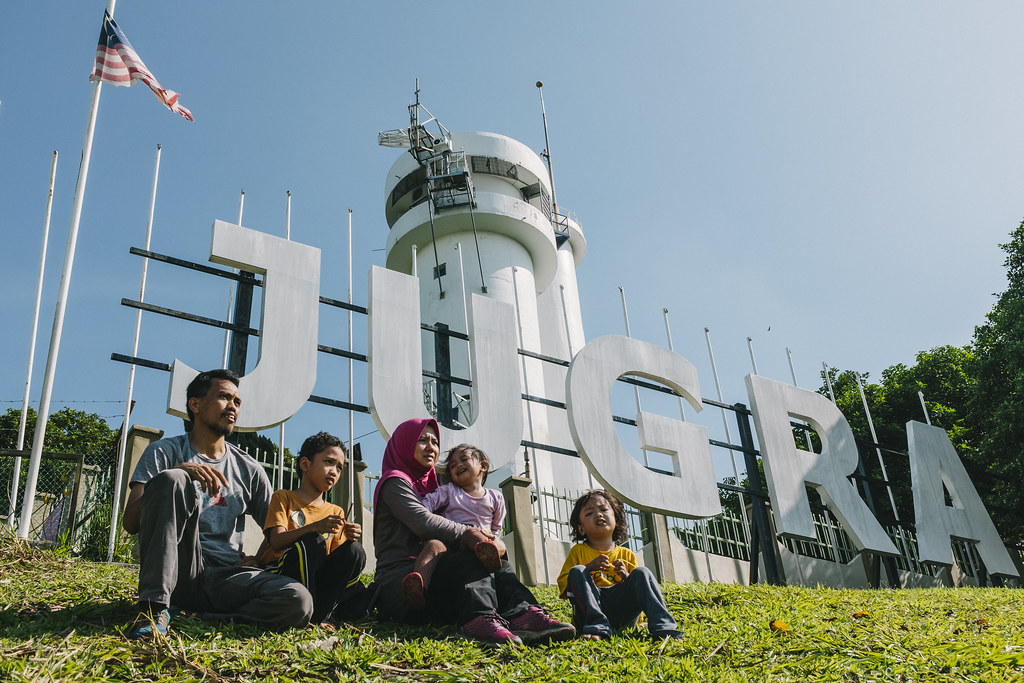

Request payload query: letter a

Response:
[168,221,320,430]
[907,421,1019,578]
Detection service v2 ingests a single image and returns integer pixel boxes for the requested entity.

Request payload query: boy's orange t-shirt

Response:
[261,489,348,564]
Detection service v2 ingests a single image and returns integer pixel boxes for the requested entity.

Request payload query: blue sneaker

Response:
[129,608,171,639]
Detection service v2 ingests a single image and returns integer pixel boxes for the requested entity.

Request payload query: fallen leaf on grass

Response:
[301,636,339,652]
[852,611,869,619]
[770,619,790,633]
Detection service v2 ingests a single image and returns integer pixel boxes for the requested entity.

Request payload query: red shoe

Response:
[401,571,426,611]
[457,612,523,646]
[474,540,501,572]
[508,605,576,643]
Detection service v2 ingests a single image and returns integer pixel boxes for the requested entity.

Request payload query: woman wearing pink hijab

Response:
[372,417,574,645]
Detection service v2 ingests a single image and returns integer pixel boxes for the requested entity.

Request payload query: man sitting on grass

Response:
[121,369,312,638]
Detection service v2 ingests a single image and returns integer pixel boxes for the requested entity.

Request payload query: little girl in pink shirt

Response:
[401,444,507,609]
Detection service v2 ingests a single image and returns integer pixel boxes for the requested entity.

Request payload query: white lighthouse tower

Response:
[379,90,591,492]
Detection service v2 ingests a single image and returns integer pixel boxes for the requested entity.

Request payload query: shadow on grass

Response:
[0,598,138,637]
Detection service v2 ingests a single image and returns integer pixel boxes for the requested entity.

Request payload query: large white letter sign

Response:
[168,220,320,430]
[907,421,1019,578]
[565,335,719,517]
[745,374,898,556]
[366,266,523,470]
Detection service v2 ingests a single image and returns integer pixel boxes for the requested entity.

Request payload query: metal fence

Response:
[1,448,118,557]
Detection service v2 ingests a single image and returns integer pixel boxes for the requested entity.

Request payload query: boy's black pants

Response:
[267,532,366,622]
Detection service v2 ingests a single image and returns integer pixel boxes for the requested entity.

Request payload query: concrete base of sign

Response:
[778,546,869,588]
[644,534,750,585]
[503,528,572,587]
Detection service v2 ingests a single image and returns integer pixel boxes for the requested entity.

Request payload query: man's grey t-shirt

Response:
[130,434,272,567]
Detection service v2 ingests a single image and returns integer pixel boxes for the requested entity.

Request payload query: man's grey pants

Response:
[137,469,312,628]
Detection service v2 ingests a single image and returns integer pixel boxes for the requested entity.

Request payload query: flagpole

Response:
[702,327,752,546]
[221,189,245,367]
[8,151,58,529]
[18,0,117,538]
[661,308,705,582]
[277,190,291,491]
[347,208,355,517]
[617,286,648,467]
[105,143,160,560]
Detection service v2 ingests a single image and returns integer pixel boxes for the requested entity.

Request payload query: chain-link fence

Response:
[1,447,121,560]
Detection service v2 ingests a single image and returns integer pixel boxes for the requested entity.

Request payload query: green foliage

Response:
[816,346,975,527]
[236,432,295,467]
[0,407,121,559]
[968,220,1024,544]
[0,406,118,461]
[1,539,1023,681]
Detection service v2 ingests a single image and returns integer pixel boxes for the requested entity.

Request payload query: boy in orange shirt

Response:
[261,432,366,623]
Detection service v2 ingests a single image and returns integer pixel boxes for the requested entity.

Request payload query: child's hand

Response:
[342,521,362,541]
[612,559,630,580]
[585,554,611,574]
[310,514,344,535]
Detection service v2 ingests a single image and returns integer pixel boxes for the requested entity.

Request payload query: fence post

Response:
[333,459,368,527]
[733,403,784,585]
[120,426,164,510]
[643,512,676,583]
[500,475,539,586]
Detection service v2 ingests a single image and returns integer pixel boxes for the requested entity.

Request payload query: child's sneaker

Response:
[473,539,502,572]
[401,571,426,611]
[508,605,576,643]
[457,612,523,646]
[128,608,171,639]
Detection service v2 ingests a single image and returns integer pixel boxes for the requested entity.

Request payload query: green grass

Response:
[1,538,1023,682]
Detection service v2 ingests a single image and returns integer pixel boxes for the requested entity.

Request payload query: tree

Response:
[816,346,975,528]
[0,407,119,535]
[0,406,118,462]
[968,220,1024,544]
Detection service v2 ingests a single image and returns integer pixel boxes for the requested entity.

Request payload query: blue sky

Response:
[2,2,1023,477]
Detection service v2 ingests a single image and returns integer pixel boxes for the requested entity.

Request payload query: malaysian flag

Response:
[89,12,194,121]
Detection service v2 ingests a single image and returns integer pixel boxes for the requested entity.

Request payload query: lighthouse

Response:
[378,92,591,491]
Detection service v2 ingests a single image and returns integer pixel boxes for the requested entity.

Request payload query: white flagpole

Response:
[918,390,931,425]
[276,190,291,491]
[661,309,705,582]
[18,0,118,538]
[107,143,161,560]
[822,362,837,403]
[347,208,355,515]
[221,189,245,367]
[854,372,900,521]
[746,337,759,374]
[702,327,751,547]
[618,286,648,467]
[8,151,58,529]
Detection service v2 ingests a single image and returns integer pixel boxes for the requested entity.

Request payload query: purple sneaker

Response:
[457,613,524,646]
[508,605,576,643]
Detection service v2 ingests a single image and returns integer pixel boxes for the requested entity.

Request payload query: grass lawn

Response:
[1,538,1022,682]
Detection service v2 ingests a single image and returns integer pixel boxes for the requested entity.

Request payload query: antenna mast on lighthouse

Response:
[536,81,569,244]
